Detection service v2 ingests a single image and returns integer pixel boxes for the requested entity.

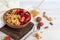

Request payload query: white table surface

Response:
[0,0,60,40]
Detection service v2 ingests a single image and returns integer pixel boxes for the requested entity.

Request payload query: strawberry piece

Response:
[20,13,25,16]
[21,10,27,16]
[25,13,31,22]
[16,9,22,14]
[25,12,30,17]
[23,10,27,13]
[20,16,25,23]
[25,16,30,22]
[5,36,11,40]
[38,22,44,26]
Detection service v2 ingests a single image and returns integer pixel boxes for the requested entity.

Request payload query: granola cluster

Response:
[4,9,21,26]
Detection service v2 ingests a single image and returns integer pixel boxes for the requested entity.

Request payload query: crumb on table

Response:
[34,32,42,39]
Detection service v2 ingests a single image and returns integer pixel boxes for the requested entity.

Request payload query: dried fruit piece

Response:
[43,12,49,20]
[49,22,53,25]
[43,12,53,21]
[29,9,39,17]
[36,17,42,22]
[48,17,53,21]
[34,32,42,39]
[38,22,44,26]
[44,26,48,29]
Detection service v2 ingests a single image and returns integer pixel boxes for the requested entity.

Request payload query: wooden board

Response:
[0,22,34,40]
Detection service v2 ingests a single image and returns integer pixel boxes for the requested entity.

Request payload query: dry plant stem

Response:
[35,0,45,9]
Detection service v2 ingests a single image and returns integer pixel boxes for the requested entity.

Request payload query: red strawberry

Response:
[25,16,30,22]
[25,12,30,16]
[21,10,27,16]
[16,9,22,14]
[23,10,27,13]
[25,13,31,22]
[21,13,25,16]
[38,22,44,26]
[5,36,11,40]
[20,16,25,23]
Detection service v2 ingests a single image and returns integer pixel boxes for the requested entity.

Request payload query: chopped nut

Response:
[43,12,53,21]
[43,12,49,20]
[44,26,48,29]
[43,12,46,17]
[49,22,53,25]
[48,17,53,21]
[34,32,42,39]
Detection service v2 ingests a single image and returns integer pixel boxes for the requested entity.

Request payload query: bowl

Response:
[3,8,31,28]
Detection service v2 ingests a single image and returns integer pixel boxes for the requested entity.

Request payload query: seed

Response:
[49,22,53,25]
[44,26,48,29]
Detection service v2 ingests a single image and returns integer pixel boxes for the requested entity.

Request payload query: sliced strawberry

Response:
[5,36,11,40]
[20,13,25,16]
[25,16,30,22]
[23,10,27,13]
[25,12,30,17]
[25,13,31,22]
[16,9,22,14]
[19,16,25,23]
[21,10,27,16]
